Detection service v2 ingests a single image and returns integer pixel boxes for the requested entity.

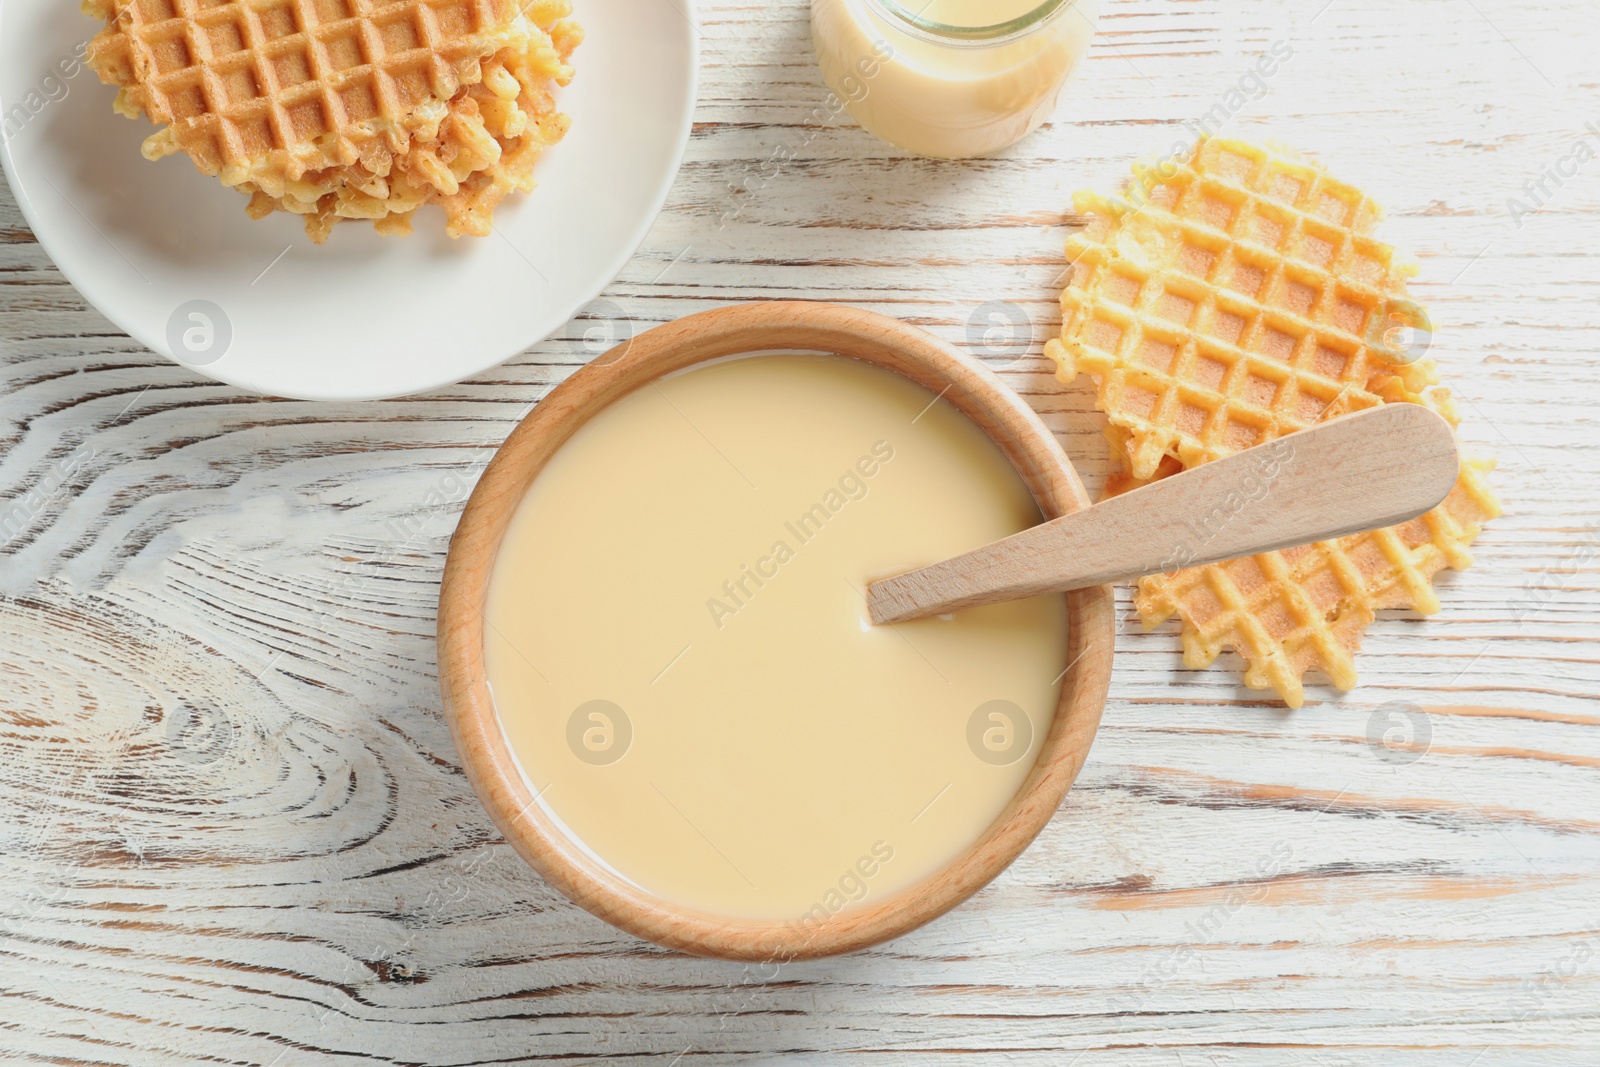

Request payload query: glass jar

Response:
[810,0,1099,160]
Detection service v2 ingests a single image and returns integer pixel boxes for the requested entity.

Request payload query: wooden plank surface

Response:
[2,0,1597,1062]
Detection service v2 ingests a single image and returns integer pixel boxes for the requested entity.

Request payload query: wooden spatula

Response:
[867,403,1460,626]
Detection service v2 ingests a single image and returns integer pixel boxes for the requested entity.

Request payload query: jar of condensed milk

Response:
[810,0,1098,159]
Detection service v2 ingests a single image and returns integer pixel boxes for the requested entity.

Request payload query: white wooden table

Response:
[3,0,1598,1062]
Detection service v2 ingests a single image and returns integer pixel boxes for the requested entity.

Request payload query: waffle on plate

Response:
[85,0,581,241]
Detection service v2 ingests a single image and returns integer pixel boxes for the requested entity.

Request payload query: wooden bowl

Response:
[437,301,1115,960]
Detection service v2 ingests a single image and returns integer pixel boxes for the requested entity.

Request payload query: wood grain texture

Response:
[2,0,1598,1063]
[868,404,1460,623]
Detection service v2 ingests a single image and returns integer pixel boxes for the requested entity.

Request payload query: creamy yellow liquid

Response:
[811,0,1098,159]
[916,0,1050,26]
[484,354,1069,923]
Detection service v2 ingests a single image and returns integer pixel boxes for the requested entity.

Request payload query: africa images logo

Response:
[166,300,232,366]
[705,440,894,629]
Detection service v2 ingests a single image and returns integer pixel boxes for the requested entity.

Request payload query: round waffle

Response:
[1050,138,1500,706]
[1049,137,1442,483]
[242,10,579,241]
[84,0,580,240]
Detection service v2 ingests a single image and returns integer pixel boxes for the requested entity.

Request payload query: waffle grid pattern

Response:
[1050,138,1439,483]
[89,0,519,179]
[1136,455,1500,706]
[241,18,577,242]
[85,0,578,240]
[1052,138,1499,705]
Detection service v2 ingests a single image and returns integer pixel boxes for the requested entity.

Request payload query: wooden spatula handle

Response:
[867,404,1460,626]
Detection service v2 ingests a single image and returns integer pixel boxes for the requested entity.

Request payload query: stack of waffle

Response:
[84,0,581,242]
[1048,138,1500,707]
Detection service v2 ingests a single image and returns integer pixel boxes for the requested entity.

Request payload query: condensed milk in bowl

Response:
[438,302,1114,960]
[810,0,1099,159]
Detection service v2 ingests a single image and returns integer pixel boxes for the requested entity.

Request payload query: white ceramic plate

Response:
[0,0,697,400]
